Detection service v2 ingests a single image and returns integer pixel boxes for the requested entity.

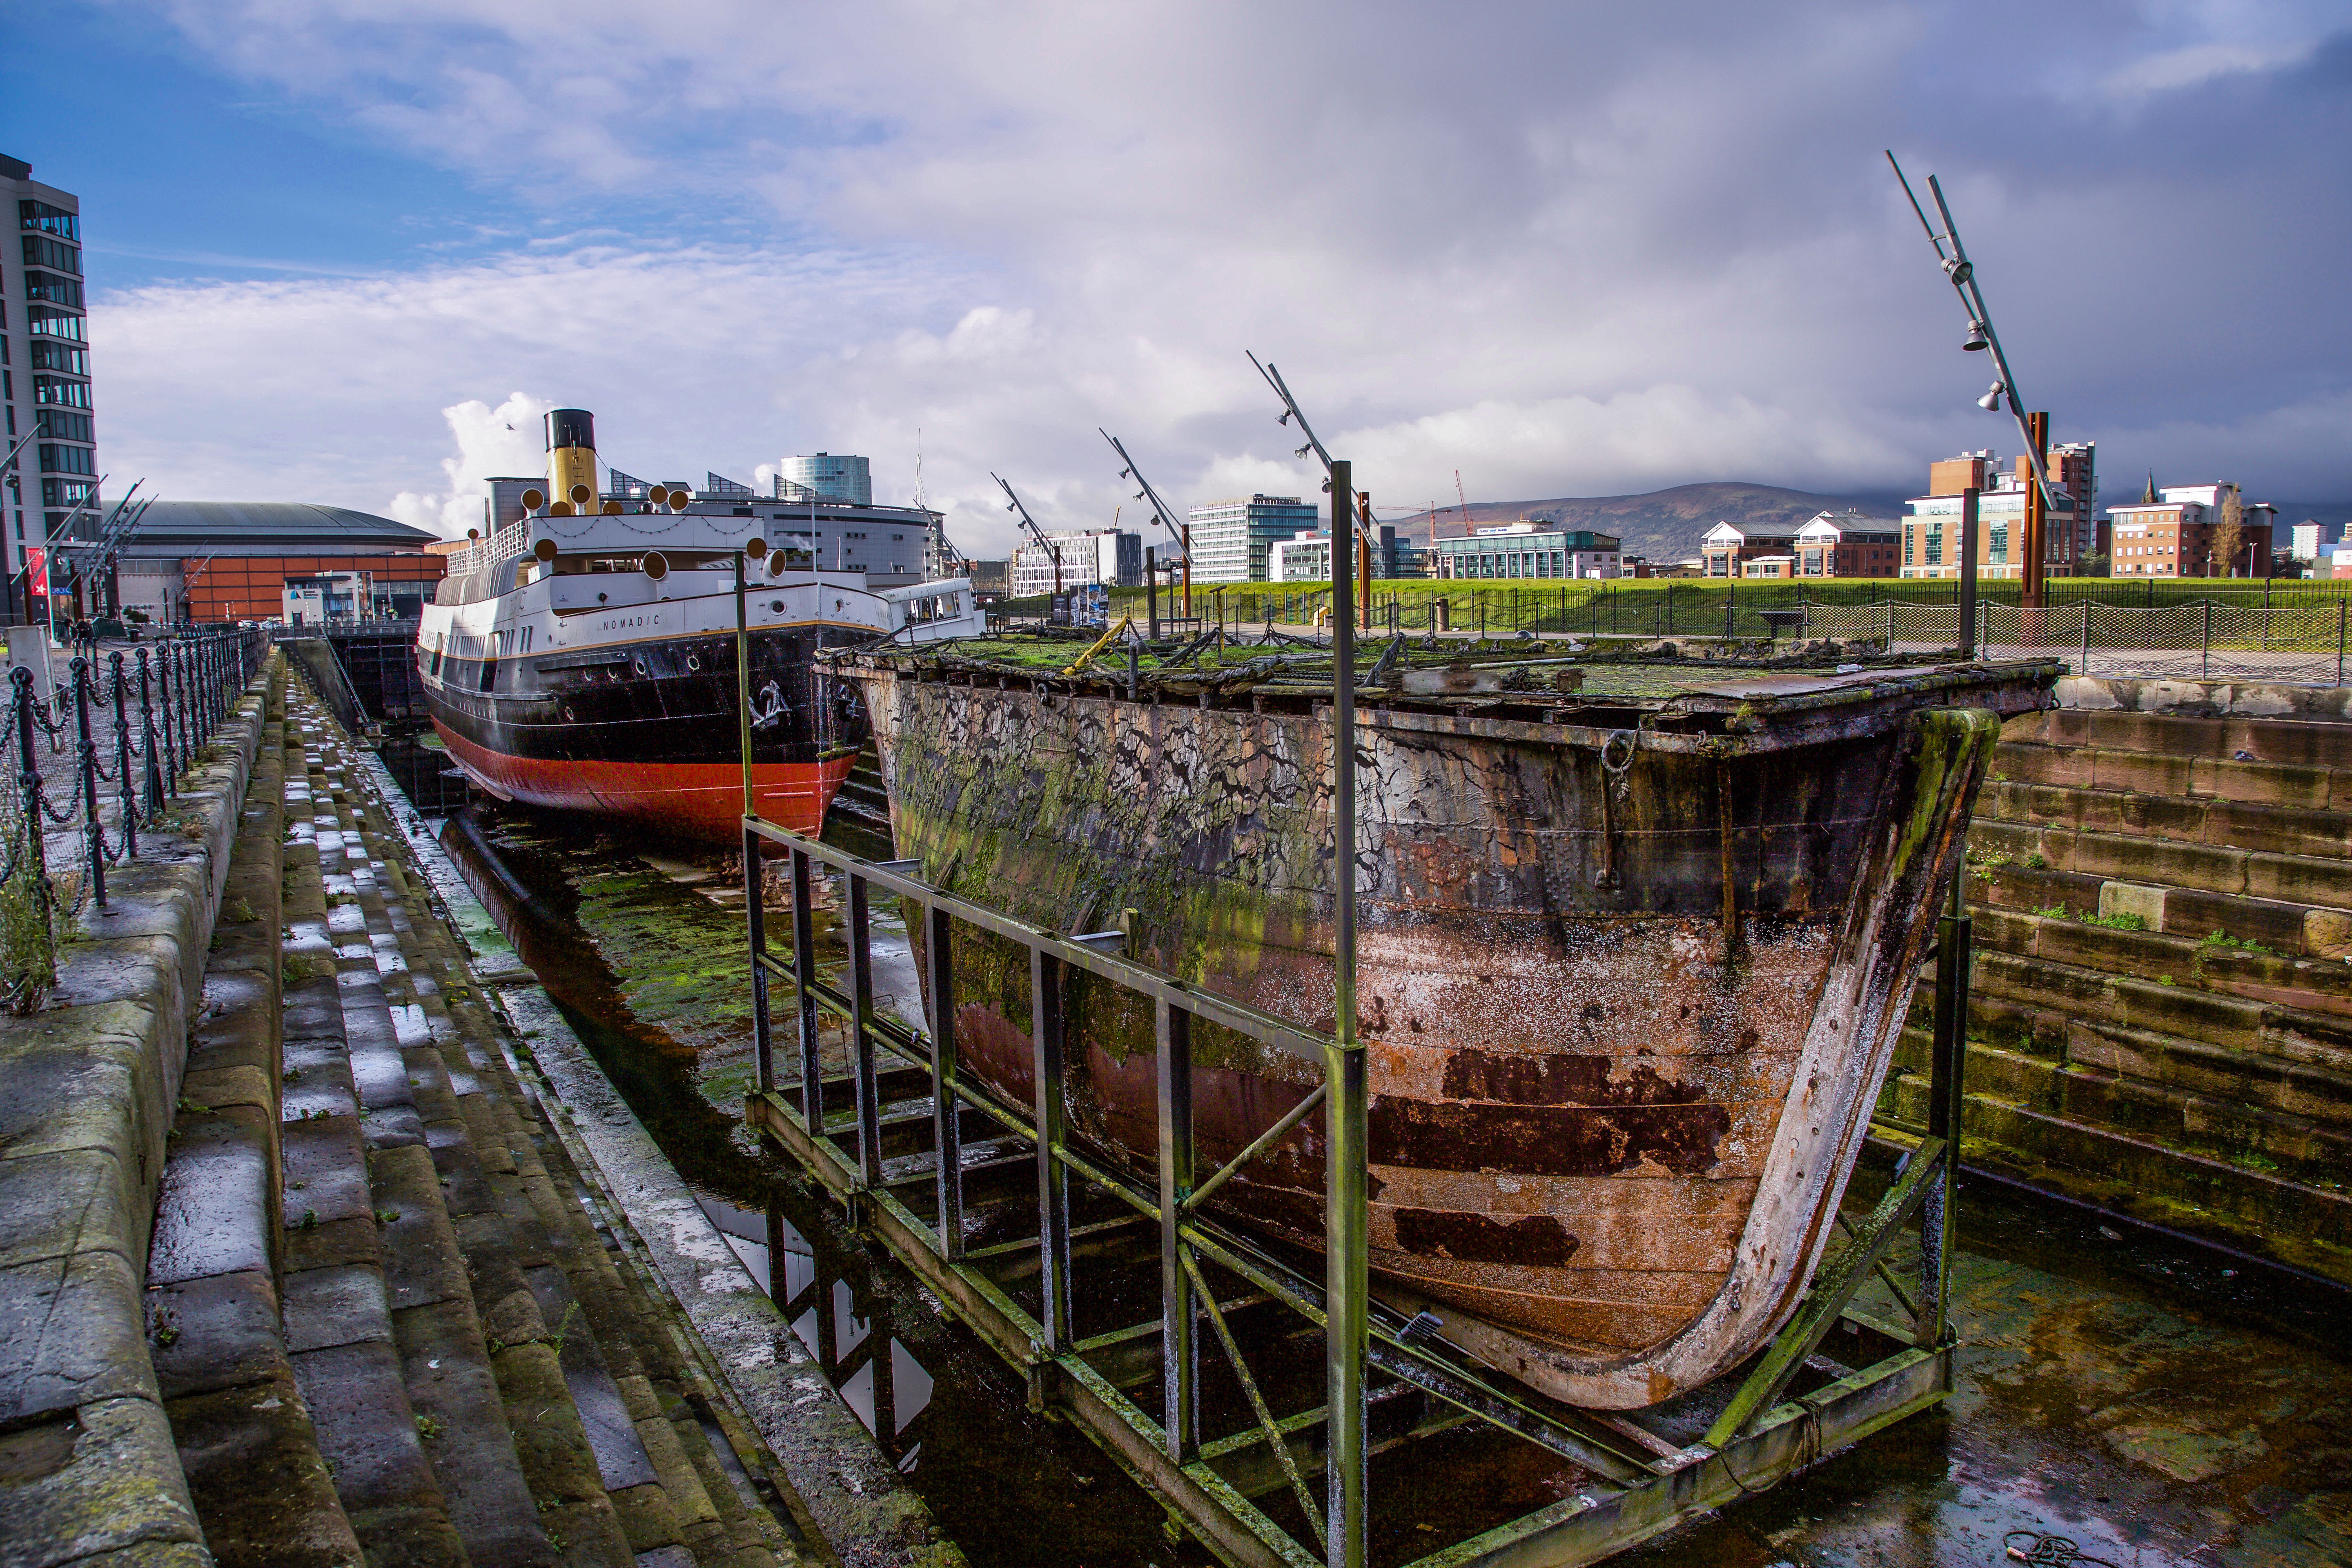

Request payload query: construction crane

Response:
[993,473,1062,597]
[1099,429,1192,615]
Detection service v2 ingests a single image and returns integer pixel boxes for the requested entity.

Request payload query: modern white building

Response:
[282,570,374,625]
[1267,530,1334,581]
[779,452,872,506]
[2292,521,2332,562]
[1187,495,1320,583]
[1011,528,1143,599]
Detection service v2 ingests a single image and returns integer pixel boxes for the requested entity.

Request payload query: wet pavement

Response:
[424,789,2352,1568]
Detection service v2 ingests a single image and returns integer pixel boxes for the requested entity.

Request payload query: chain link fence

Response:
[1806,599,2352,684]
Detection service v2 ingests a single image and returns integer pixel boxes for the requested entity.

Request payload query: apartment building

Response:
[1,154,94,620]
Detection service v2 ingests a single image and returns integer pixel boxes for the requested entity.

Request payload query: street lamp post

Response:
[1889,151,2063,611]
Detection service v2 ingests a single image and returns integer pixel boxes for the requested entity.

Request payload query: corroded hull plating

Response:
[851,658,2040,1407]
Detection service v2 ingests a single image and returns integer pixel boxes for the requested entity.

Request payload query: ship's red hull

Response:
[436,721,854,841]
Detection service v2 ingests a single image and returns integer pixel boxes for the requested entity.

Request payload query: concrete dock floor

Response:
[1623,1180,2350,1568]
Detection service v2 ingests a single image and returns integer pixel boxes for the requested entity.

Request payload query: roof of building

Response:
[118,502,439,557]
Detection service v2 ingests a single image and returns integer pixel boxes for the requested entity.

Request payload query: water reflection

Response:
[697,1194,936,1455]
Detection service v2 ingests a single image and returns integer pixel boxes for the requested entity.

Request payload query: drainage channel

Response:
[399,782,2352,1568]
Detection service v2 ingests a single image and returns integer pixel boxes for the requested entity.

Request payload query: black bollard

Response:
[71,658,105,907]
[137,650,164,817]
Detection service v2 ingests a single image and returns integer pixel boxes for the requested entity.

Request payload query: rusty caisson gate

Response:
[735,576,2055,1563]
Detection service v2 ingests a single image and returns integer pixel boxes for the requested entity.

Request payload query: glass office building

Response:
[1,154,95,617]
[779,452,873,506]
[1186,494,1320,583]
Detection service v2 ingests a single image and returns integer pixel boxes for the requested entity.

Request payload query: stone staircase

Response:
[1882,703,2352,1281]
[145,678,809,1566]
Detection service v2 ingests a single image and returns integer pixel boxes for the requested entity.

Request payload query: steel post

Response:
[71,659,104,906]
[1923,903,1971,1343]
[1031,947,1072,1352]
[736,550,756,822]
[1957,487,1978,659]
[928,902,964,1260]
[745,823,773,1094]
[109,653,135,859]
[849,873,882,1189]
[136,650,162,819]
[13,668,47,900]
[1325,457,1366,1568]
[1156,998,1197,1463]
[791,849,822,1131]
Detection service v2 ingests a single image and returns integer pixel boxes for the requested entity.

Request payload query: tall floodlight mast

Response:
[1252,352,1376,622]
[1887,150,2061,608]
[1245,351,1368,1566]
[1100,429,1192,616]
[993,473,1062,597]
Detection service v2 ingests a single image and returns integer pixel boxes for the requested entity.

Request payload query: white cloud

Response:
[2102,39,2316,98]
[386,391,552,538]
[80,0,2352,552]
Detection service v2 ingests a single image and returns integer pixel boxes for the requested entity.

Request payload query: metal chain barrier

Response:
[0,630,262,954]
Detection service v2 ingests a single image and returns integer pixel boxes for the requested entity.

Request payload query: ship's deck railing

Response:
[441,520,532,577]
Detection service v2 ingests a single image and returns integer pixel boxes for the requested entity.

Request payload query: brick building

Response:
[1902,446,2094,580]
[2104,483,2276,579]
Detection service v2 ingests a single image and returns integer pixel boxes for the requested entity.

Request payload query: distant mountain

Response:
[1389,482,1917,565]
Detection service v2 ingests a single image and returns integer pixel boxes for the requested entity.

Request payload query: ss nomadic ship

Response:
[419,408,983,839]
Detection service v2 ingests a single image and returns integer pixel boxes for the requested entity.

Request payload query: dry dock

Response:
[4,639,2348,1568]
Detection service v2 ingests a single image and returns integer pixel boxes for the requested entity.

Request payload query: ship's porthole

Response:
[633,657,648,676]
[686,655,702,672]
[770,600,784,614]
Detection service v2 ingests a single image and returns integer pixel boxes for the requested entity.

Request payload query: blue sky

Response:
[4,1,2346,549]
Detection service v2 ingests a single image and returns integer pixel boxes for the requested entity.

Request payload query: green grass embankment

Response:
[993,575,2350,640]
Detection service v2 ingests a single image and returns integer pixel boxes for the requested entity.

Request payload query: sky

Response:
[3,1,2347,554]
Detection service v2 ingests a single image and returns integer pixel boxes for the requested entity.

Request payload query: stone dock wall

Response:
[1,662,956,1568]
[1883,675,2352,1283]
[0,657,268,1564]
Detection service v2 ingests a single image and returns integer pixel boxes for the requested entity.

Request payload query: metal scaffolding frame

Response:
[730,561,1973,1568]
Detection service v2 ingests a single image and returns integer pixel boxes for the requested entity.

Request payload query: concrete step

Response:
[1880,1035,2352,1279]
[379,838,799,1565]
[281,735,476,1568]
[299,737,599,1568]
[1978,777,2352,861]
[1990,738,2352,814]
[292,705,796,1567]
[2006,706,2352,771]
[1962,904,2352,1019]
[151,696,370,1568]
[1913,942,2352,1108]
[1969,817,2352,915]
[1891,1002,2352,1185]
[1967,858,2344,959]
